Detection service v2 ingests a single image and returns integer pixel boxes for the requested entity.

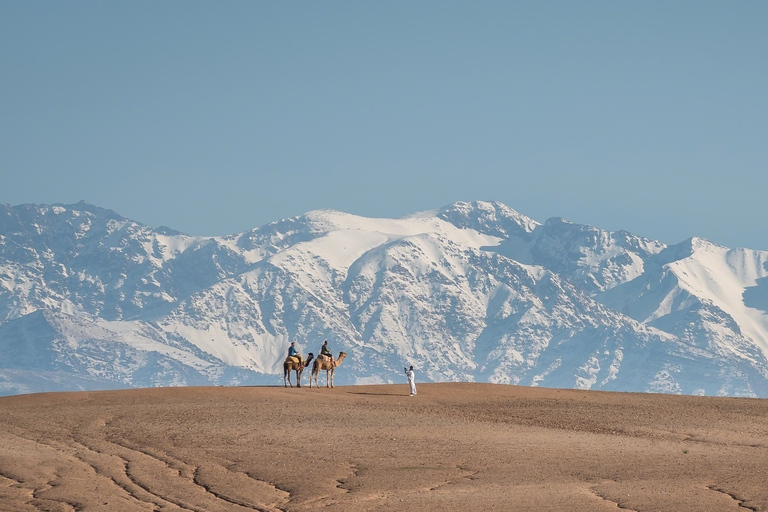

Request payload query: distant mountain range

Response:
[2,200,768,397]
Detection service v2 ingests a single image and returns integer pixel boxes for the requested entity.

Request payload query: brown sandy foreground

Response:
[1,383,767,512]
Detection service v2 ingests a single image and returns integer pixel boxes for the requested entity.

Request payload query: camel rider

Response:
[320,340,334,363]
[288,342,303,365]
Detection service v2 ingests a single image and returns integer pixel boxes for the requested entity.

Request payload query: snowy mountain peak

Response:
[437,200,540,238]
[653,236,728,268]
[681,235,727,254]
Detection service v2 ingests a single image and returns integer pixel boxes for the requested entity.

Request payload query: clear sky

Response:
[2,1,767,249]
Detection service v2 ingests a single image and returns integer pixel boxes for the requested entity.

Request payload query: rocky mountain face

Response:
[2,201,768,397]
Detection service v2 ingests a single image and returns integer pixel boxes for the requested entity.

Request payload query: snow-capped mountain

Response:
[2,200,768,397]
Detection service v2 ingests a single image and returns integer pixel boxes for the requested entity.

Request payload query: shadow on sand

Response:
[347,391,406,397]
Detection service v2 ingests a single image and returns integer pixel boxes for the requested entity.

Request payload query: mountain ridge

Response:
[2,200,768,397]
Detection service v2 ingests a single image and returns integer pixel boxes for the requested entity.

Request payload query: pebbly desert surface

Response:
[0,382,767,511]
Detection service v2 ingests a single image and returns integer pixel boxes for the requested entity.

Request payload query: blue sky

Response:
[2,1,767,249]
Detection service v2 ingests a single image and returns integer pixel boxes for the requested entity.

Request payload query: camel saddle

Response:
[287,356,301,364]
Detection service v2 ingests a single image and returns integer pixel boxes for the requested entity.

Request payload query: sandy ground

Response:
[0,382,767,512]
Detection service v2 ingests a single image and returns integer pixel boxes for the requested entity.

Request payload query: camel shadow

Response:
[347,391,405,397]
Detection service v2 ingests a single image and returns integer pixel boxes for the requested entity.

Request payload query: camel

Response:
[283,352,314,388]
[309,352,347,389]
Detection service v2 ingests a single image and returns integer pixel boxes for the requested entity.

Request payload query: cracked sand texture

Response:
[0,383,767,511]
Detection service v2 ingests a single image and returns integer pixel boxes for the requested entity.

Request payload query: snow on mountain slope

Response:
[598,237,768,362]
[0,309,260,396]
[527,218,667,294]
[159,210,503,376]
[3,200,768,397]
[667,239,768,353]
[0,202,251,321]
[440,204,667,298]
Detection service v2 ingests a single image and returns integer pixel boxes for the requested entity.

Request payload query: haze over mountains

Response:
[2,200,768,397]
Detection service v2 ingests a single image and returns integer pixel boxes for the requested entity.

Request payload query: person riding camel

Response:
[320,340,334,363]
[288,342,303,366]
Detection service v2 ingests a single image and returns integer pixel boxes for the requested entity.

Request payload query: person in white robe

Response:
[404,366,417,396]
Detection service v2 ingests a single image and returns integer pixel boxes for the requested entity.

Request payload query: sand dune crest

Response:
[1,383,767,511]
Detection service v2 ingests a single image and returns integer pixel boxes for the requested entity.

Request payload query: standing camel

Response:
[309,352,347,388]
[284,353,314,388]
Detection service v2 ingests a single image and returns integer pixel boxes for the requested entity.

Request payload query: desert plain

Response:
[0,382,767,511]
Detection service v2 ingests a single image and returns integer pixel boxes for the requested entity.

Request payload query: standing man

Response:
[404,365,417,396]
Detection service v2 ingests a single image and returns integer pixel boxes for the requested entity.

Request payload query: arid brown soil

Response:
[1,383,767,511]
